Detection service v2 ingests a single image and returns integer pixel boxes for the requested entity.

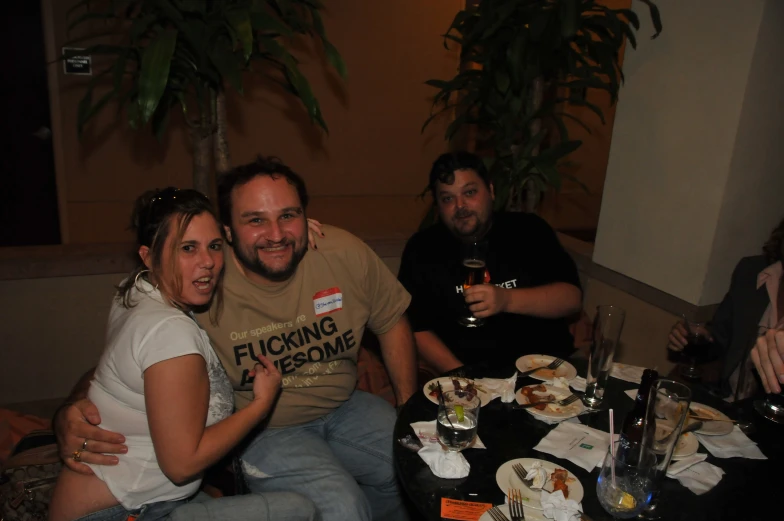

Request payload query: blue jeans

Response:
[74,491,318,521]
[241,390,408,521]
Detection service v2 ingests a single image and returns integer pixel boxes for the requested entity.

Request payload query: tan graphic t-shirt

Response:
[197,225,411,428]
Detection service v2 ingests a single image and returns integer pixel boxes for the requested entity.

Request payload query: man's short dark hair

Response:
[217,155,309,226]
[428,152,491,198]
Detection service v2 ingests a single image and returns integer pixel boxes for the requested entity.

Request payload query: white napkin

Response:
[624,389,638,400]
[417,444,470,478]
[527,414,582,426]
[667,452,708,474]
[533,421,618,472]
[540,490,582,521]
[668,460,725,495]
[696,426,767,459]
[609,363,645,384]
[569,376,587,392]
[476,373,517,403]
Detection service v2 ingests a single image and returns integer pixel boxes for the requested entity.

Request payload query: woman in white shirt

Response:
[48,188,317,521]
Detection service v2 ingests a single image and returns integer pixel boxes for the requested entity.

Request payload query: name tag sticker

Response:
[313,287,343,316]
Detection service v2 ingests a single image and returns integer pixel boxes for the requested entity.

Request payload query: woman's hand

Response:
[249,355,282,412]
[307,218,325,250]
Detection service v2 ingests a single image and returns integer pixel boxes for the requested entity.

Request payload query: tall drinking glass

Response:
[458,240,488,327]
[638,379,691,519]
[679,318,713,381]
[597,440,656,519]
[436,391,481,451]
[584,305,626,408]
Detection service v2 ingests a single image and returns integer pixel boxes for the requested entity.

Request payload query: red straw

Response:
[609,408,617,487]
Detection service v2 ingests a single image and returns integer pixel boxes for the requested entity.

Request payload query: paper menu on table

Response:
[532,421,618,472]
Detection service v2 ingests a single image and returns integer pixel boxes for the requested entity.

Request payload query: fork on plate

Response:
[517,357,565,378]
[486,506,510,521]
[514,393,580,409]
[511,463,534,487]
[508,488,526,521]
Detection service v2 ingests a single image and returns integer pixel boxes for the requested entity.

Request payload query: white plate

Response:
[655,421,699,460]
[478,503,547,521]
[687,402,734,436]
[422,377,493,407]
[495,458,584,510]
[515,383,585,420]
[515,354,578,381]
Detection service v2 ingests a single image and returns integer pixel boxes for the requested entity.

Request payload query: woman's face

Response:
[159,212,225,309]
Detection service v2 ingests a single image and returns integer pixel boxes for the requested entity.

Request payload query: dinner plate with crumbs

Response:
[495,458,584,510]
[516,354,578,381]
[515,383,585,420]
[422,377,493,407]
[686,402,734,436]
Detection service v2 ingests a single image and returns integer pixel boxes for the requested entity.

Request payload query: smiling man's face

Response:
[226,174,308,284]
[435,168,494,240]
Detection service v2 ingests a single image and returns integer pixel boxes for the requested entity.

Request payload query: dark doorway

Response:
[0,5,61,246]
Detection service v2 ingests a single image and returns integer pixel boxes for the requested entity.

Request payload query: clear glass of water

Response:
[584,305,626,408]
[597,440,655,519]
[436,390,481,451]
[638,379,691,519]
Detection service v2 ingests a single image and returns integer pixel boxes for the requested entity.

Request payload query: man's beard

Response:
[233,238,308,283]
[451,208,490,239]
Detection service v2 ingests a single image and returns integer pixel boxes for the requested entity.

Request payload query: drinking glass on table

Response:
[436,390,481,451]
[458,240,488,327]
[584,305,626,409]
[679,318,714,381]
[597,440,656,519]
[638,379,691,519]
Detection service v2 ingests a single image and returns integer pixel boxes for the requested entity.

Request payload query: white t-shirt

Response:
[87,280,233,509]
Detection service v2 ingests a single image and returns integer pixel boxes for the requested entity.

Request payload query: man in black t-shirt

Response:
[398,152,583,373]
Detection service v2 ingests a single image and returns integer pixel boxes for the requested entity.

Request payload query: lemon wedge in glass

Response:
[454,405,465,422]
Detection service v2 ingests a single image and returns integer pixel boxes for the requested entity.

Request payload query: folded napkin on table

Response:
[410,420,485,479]
[533,421,617,472]
[696,425,767,459]
[476,372,517,403]
[569,376,587,392]
[609,363,645,384]
[624,389,638,400]
[666,453,724,495]
[540,490,582,521]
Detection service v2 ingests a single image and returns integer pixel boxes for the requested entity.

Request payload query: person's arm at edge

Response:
[53,368,127,475]
[414,330,463,375]
[467,282,582,319]
[145,355,279,485]
[376,314,418,406]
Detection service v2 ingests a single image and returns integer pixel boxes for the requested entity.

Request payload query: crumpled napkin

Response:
[609,363,645,384]
[410,420,486,449]
[534,421,618,472]
[569,376,587,392]
[666,454,724,495]
[417,444,470,479]
[696,426,767,459]
[540,490,582,521]
[476,373,517,403]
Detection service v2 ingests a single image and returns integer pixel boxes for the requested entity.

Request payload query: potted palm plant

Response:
[66,0,346,196]
[424,0,662,212]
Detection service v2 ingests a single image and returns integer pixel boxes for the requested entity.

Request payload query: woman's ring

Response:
[82,439,89,451]
[72,450,83,462]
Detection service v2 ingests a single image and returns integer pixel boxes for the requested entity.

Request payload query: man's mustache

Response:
[454,208,475,220]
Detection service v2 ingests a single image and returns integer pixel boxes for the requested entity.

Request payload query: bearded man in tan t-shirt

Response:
[54,156,418,521]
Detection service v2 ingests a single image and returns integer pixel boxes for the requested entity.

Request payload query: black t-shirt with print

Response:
[398,212,581,369]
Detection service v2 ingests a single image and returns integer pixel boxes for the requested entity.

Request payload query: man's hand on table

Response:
[54,398,127,474]
[751,328,784,394]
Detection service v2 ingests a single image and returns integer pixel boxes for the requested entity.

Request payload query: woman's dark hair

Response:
[763,217,784,264]
[428,151,491,198]
[117,187,223,321]
[218,155,309,228]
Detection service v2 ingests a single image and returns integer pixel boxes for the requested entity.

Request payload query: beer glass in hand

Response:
[458,240,488,327]
[680,319,714,381]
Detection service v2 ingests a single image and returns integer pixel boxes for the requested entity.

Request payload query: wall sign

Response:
[62,47,92,75]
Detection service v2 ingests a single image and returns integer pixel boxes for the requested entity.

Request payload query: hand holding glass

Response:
[458,240,488,327]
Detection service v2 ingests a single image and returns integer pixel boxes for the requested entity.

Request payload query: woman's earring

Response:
[134,269,150,286]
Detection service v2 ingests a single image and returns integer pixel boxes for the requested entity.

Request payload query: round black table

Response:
[394,358,783,521]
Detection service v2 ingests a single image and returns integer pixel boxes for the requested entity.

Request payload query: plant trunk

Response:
[213,89,231,175]
[192,126,213,198]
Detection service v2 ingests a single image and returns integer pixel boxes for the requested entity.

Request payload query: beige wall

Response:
[48,0,461,244]
[594,0,776,305]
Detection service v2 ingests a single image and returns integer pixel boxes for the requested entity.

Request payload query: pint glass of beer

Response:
[458,240,488,327]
